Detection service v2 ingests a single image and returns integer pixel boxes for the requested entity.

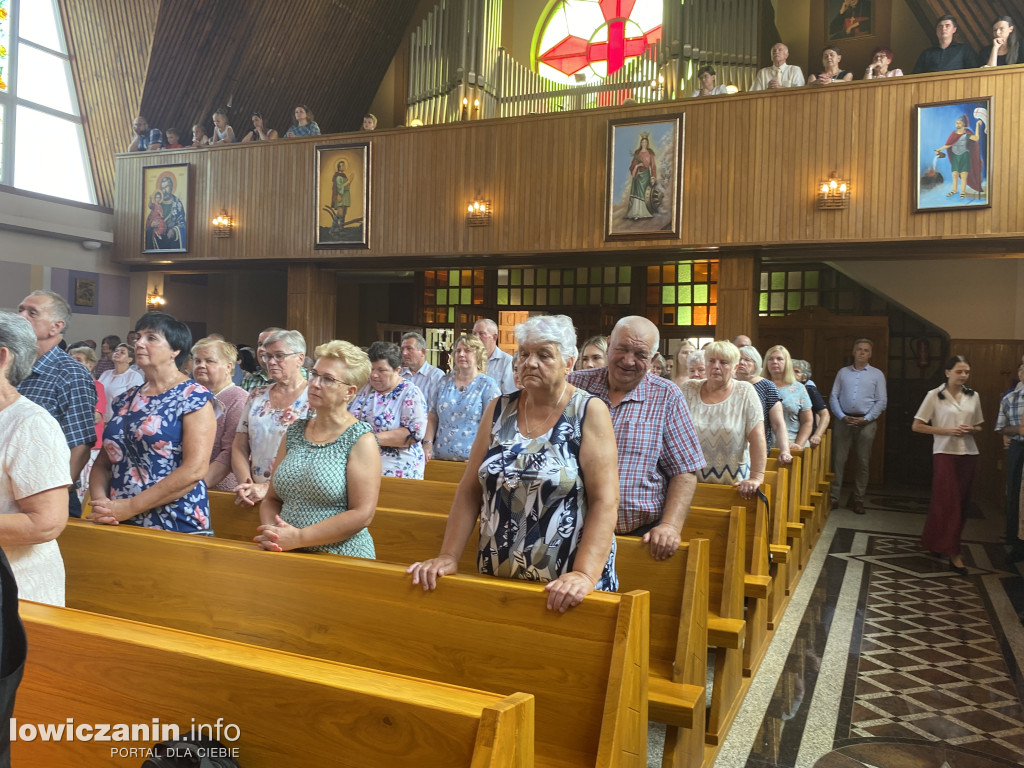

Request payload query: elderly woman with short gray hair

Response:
[409,314,620,613]
[231,329,310,506]
[0,312,70,605]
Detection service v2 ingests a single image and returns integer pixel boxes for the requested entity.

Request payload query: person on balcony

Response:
[863,47,903,78]
[808,45,853,85]
[692,65,728,97]
[284,105,321,138]
[982,16,1020,67]
[749,43,805,91]
[913,15,979,73]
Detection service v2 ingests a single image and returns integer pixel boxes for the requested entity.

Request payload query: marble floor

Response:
[649,486,1024,768]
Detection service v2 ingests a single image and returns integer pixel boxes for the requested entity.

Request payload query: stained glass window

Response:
[0,0,93,203]
[534,0,662,85]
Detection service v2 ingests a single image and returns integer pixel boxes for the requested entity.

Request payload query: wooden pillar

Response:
[716,254,760,346]
[287,263,336,348]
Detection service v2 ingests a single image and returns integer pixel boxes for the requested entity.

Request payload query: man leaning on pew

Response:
[569,316,705,560]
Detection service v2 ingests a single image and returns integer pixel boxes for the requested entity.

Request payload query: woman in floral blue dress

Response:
[408,315,619,613]
[424,334,500,462]
[89,313,216,533]
[349,341,428,479]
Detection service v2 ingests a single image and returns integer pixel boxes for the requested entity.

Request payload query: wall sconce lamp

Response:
[212,210,234,237]
[465,199,492,226]
[817,172,850,210]
[146,287,166,312]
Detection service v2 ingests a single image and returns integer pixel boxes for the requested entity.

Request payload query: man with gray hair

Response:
[242,326,283,391]
[569,316,705,559]
[749,43,806,90]
[400,331,444,409]
[16,290,98,517]
[472,318,516,394]
[829,338,887,514]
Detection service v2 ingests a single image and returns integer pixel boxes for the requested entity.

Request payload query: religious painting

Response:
[606,116,683,241]
[914,98,991,212]
[315,142,370,248]
[74,278,95,307]
[827,0,874,40]
[142,164,190,253]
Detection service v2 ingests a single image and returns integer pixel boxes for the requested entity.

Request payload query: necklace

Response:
[499,445,545,491]
[521,381,568,437]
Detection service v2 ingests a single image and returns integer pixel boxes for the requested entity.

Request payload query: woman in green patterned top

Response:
[255,341,380,557]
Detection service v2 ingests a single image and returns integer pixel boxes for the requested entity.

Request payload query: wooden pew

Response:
[761,466,792,629]
[349,500,741,754]
[59,521,649,768]
[15,601,534,768]
[425,459,469,484]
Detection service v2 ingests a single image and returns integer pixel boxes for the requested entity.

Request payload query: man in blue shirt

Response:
[829,339,887,514]
[997,361,1024,562]
[17,291,98,518]
[128,115,164,152]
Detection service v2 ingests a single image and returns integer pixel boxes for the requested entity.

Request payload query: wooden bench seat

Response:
[15,601,534,768]
[425,459,469,484]
[59,521,649,768]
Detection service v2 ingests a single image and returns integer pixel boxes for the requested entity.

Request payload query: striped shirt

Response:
[17,345,98,449]
[996,384,1024,443]
[402,361,445,412]
[568,368,705,533]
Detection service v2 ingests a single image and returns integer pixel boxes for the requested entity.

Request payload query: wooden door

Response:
[760,307,889,485]
[949,340,1024,506]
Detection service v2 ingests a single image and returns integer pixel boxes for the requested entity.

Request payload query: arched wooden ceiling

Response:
[58,0,417,208]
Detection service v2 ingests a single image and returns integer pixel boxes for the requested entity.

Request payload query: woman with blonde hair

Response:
[764,345,812,447]
[423,334,500,462]
[672,339,697,387]
[191,337,248,491]
[576,335,608,370]
[255,341,380,557]
[680,340,765,498]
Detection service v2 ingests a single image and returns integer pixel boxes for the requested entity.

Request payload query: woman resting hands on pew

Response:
[0,312,70,605]
[408,315,620,613]
[89,313,217,533]
[679,340,766,499]
[735,345,792,465]
[231,330,310,507]
[254,341,380,557]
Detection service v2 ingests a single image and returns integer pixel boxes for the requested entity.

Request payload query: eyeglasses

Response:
[265,352,300,363]
[309,370,350,387]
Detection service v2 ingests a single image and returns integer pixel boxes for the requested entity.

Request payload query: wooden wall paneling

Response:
[114,68,1024,265]
[948,339,1024,506]
[715,255,759,344]
[287,263,336,348]
[58,0,160,208]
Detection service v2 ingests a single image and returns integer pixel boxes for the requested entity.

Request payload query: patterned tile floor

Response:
[681,486,1024,768]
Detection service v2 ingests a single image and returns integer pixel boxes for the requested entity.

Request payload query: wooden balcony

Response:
[113,66,1024,268]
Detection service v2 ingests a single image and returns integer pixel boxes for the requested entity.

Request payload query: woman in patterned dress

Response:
[349,341,428,479]
[231,330,310,507]
[423,334,500,462]
[734,345,792,464]
[255,341,380,557]
[89,313,216,533]
[680,340,766,497]
[408,315,619,612]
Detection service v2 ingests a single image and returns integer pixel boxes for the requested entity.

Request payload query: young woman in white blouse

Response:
[912,356,983,576]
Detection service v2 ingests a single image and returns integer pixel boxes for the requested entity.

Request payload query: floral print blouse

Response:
[349,380,427,478]
[236,383,310,482]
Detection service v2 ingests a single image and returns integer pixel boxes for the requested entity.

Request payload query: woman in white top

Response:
[0,312,69,606]
[692,65,728,97]
[912,356,983,576]
[680,340,765,498]
[98,342,144,422]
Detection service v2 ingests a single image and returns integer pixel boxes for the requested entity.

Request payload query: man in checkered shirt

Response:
[569,316,704,560]
[17,291,98,518]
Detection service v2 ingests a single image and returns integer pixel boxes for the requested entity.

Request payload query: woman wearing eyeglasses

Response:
[231,329,310,507]
[254,341,380,556]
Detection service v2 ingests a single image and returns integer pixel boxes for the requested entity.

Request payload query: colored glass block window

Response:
[646,259,717,328]
[758,266,864,317]
[496,265,631,309]
[534,0,662,85]
[423,269,486,320]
